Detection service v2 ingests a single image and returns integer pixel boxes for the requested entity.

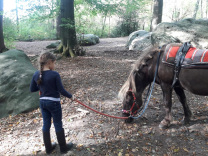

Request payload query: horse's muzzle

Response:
[122,113,134,123]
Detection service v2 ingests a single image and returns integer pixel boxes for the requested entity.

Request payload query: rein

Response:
[74,99,129,119]
[73,51,161,120]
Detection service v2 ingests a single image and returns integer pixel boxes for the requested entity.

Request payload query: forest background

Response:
[2,0,208,49]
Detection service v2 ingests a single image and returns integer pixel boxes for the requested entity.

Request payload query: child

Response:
[30,52,73,154]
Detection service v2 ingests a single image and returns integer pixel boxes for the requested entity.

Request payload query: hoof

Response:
[159,123,169,129]
[180,117,191,125]
[159,119,170,129]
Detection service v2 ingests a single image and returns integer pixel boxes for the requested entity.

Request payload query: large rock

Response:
[152,18,208,48]
[128,18,208,51]
[77,34,100,46]
[46,41,61,49]
[126,30,149,49]
[0,50,39,118]
[129,32,152,51]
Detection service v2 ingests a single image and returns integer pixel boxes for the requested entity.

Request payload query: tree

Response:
[150,0,163,31]
[16,0,19,33]
[59,0,77,57]
[193,0,200,19]
[85,0,118,37]
[0,0,6,53]
[56,0,61,39]
[115,0,141,36]
[207,0,208,18]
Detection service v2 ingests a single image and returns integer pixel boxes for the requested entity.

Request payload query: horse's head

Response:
[119,48,159,123]
[121,89,143,123]
[120,70,148,123]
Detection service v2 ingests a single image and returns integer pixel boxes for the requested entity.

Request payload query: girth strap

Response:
[172,42,192,88]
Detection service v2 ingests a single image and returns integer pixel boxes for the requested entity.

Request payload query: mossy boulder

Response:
[0,50,39,118]
[77,34,100,46]
[126,30,149,49]
[128,18,208,51]
[46,41,61,49]
[152,18,208,49]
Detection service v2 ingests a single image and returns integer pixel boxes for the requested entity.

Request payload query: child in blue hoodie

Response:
[30,52,73,154]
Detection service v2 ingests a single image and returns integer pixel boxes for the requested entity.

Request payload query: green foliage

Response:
[18,19,56,40]
[74,0,152,38]
[75,0,120,37]
[2,0,153,43]
[111,0,152,37]
[113,1,139,36]
[111,20,138,37]
[23,0,59,21]
[3,17,17,48]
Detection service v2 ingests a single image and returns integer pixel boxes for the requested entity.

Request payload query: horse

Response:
[118,43,208,128]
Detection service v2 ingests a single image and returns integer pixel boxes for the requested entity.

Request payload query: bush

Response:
[3,17,17,49]
[18,20,56,41]
[111,16,138,37]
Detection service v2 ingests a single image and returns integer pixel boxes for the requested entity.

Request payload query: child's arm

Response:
[56,73,72,98]
[30,74,39,92]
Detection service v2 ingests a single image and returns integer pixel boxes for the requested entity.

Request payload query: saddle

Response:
[162,42,208,87]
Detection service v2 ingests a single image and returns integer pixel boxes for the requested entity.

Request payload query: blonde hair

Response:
[37,52,56,85]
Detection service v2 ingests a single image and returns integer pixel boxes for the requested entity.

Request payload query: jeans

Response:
[40,100,63,132]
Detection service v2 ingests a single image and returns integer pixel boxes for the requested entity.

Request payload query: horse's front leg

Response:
[174,86,192,124]
[159,83,173,129]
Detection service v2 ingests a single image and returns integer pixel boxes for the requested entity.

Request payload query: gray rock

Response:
[77,34,100,46]
[152,18,208,48]
[126,30,149,49]
[46,41,61,49]
[129,32,152,51]
[128,18,208,51]
[0,50,39,118]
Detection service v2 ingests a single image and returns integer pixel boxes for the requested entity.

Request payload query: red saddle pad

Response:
[163,43,208,66]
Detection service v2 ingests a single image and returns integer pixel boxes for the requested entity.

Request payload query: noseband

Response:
[122,89,140,116]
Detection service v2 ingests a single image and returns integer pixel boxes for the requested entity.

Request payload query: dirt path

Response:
[0,37,208,156]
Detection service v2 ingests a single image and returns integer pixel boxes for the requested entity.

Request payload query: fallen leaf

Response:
[173,147,180,153]
[118,152,122,156]
[183,147,189,152]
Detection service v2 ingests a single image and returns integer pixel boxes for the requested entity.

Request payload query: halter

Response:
[122,89,140,116]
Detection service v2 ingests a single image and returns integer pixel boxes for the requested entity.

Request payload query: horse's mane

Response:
[118,46,160,100]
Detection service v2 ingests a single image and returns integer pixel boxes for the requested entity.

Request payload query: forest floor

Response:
[0,37,208,156]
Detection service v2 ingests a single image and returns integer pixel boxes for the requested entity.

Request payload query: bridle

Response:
[122,89,141,116]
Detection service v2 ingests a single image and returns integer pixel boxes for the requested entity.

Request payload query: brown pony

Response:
[119,43,208,128]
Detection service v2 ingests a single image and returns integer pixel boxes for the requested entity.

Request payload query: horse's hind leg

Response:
[174,86,192,124]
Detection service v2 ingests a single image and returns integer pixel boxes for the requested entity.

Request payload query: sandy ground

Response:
[0,37,208,156]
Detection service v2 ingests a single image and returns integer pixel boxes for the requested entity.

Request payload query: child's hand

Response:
[71,95,75,101]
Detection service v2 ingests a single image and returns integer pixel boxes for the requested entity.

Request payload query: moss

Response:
[0,50,39,118]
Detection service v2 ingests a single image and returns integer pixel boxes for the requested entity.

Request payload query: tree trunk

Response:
[55,0,60,39]
[201,0,203,18]
[150,0,163,31]
[193,0,200,19]
[56,13,61,39]
[16,0,19,33]
[0,0,6,53]
[101,12,107,37]
[207,0,208,18]
[60,0,77,57]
